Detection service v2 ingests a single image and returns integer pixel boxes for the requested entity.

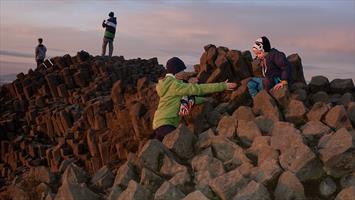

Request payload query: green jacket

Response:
[153,74,227,129]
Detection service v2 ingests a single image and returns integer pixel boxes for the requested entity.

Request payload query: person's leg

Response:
[154,125,176,141]
[101,38,108,56]
[247,77,264,97]
[108,39,113,57]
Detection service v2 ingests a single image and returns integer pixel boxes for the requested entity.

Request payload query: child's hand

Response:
[225,79,237,90]
[273,81,288,91]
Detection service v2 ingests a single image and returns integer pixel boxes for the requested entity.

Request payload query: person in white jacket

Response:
[35,38,47,67]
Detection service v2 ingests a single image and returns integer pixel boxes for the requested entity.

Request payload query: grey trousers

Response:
[102,37,113,57]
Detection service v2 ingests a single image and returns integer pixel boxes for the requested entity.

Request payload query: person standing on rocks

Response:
[101,11,117,57]
[35,38,47,67]
[247,36,291,97]
[153,57,237,141]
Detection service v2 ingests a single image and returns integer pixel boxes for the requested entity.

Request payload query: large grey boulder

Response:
[330,79,354,94]
[308,75,330,93]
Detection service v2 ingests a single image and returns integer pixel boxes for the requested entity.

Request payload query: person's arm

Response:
[273,51,289,89]
[195,97,206,104]
[170,80,227,96]
[102,20,106,28]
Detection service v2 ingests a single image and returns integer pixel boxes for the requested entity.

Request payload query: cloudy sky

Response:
[0,0,354,81]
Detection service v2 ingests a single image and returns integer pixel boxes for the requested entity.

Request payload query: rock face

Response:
[0,47,354,200]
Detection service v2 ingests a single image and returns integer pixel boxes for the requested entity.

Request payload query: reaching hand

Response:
[273,82,285,90]
[225,79,237,90]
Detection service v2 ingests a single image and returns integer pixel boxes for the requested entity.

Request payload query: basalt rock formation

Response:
[0,45,354,200]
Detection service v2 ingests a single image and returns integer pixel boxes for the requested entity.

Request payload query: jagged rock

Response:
[279,143,324,182]
[162,124,196,160]
[255,115,274,134]
[138,139,171,172]
[107,185,123,200]
[318,128,355,177]
[182,190,208,200]
[340,172,355,189]
[211,136,245,163]
[29,166,55,184]
[251,159,282,185]
[270,86,291,108]
[310,91,329,104]
[307,102,329,121]
[160,154,187,177]
[191,154,225,176]
[290,81,307,92]
[36,182,52,199]
[348,102,355,127]
[236,120,262,147]
[61,163,88,185]
[233,180,271,200]
[90,165,114,190]
[291,89,307,102]
[287,54,306,85]
[270,122,304,152]
[301,120,331,143]
[324,105,353,130]
[308,75,330,93]
[195,129,215,151]
[253,90,282,122]
[114,161,139,189]
[246,136,271,157]
[55,182,100,200]
[111,80,123,105]
[232,106,255,121]
[169,168,193,194]
[216,115,237,139]
[154,181,185,200]
[319,177,337,197]
[274,171,306,200]
[208,168,249,200]
[285,99,307,126]
[340,92,354,107]
[335,186,355,200]
[330,79,354,94]
[140,167,164,193]
[118,180,151,200]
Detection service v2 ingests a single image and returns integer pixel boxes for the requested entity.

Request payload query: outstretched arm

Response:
[102,20,106,28]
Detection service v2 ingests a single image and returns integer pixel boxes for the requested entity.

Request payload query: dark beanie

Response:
[261,36,271,52]
[166,57,186,75]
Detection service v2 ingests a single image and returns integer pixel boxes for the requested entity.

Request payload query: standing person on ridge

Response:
[153,57,237,141]
[101,11,117,57]
[247,36,291,97]
[35,38,47,67]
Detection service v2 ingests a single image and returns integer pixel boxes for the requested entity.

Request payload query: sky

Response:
[0,0,354,82]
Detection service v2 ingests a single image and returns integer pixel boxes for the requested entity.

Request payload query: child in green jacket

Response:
[153,57,237,141]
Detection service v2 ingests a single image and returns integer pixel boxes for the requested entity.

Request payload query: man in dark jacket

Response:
[102,11,117,57]
[247,36,291,97]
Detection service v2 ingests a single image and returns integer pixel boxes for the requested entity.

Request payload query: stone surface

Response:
[182,190,209,200]
[324,105,353,130]
[285,99,307,126]
[216,115,237,139]
[118,180,151,200]
[308,75,330,93]
[319,177,337,197]
[154,181,186,200]
[233,180,271,200]
[162,124,196,160]
[208,168,249,200]
[236,120,262,147]
[335,186,355,200]
[253,90,282,122]
[274,171,305,200]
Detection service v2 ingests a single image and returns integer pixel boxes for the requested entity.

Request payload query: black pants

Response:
[154,125,176,141]
[36,59,44,67]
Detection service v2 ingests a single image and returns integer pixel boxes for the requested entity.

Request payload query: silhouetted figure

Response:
[102,11,117,57]
[35,38,47,67]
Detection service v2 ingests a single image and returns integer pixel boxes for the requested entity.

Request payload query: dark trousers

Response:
[36,59,44,67]
[154,125,176,141]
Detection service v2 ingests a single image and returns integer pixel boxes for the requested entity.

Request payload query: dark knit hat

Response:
[109,12,114,17]
[166,57,186,75]
[253,36,271,52]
